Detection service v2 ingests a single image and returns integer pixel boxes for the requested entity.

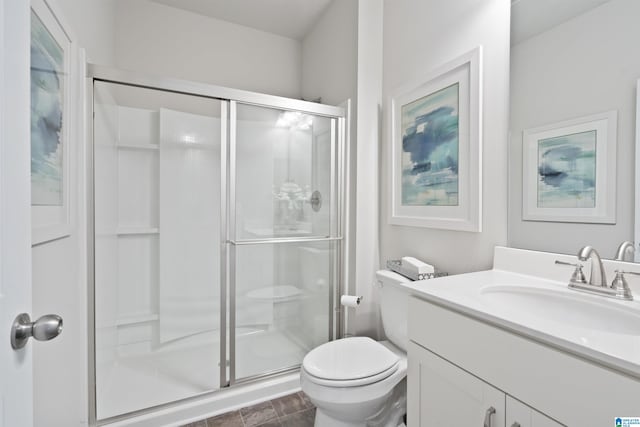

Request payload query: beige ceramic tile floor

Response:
[182,391,315,427]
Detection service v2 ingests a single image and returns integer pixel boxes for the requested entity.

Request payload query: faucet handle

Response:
[555,260,581,267]
[616,270,640,277]
[611,270,635,300]
[555,260,587,284]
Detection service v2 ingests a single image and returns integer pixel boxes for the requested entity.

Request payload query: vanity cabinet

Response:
[407,341,505,426]
[407,341,561,427]
[407,296,640,426]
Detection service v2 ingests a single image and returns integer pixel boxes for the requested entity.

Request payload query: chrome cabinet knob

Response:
[10,313,63,350]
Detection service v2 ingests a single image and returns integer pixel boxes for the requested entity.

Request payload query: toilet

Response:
[300,270,412,427]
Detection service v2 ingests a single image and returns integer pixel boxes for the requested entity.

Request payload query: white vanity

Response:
[405,247,640,426]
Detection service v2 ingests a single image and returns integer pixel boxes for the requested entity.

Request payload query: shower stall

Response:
[88,66,346,423]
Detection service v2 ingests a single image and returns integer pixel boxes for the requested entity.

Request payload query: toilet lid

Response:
[302,337,400,382]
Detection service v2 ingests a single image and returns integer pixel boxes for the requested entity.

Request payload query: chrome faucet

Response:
[556,245,635,301]
[577,246,607,288]
[614,241,635,262]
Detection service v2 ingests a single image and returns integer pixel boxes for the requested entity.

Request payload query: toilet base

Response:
[312,379,406,427]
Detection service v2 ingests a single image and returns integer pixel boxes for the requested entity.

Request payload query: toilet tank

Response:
[376,269,412,352]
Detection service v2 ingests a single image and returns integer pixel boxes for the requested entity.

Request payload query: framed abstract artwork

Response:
[31,0,75,244]
[389,47,482,231]
[522,111,617,224]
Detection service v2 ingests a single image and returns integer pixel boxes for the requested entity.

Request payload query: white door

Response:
[1,0,34,426]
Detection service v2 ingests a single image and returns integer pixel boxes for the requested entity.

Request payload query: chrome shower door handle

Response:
[483,406,496,427]
[11,313,63,350]
[310,190,322,212]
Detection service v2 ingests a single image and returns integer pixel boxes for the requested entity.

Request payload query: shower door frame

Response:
[86,64,347,425]
[227,100,344,386]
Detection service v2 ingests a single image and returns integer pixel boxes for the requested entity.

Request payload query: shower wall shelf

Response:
[116,227,160,236]
[96,313,159,329]
[117,143,159,150]
[114,313,159,326]
[161,141,216,150]
[95,104,161,354]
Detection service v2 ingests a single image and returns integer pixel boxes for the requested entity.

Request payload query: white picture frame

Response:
[389,46,482,232]
[30,0,75,244]
[522,110,617,224]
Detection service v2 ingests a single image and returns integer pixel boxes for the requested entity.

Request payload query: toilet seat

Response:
[303,362,399,387]
[302,337,400,388]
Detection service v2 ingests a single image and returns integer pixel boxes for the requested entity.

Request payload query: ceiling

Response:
[153,0,611,46]
[511,0,611,45]
[151,0,333,40]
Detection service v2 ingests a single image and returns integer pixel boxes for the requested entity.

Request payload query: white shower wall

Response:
[95,103,223,356]
[93,84,227,418]
[158,109,220,343]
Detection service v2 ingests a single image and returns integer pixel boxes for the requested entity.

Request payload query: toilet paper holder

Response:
[340,295,362,307]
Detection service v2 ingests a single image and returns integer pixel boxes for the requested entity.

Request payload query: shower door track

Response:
[86,65,347,426]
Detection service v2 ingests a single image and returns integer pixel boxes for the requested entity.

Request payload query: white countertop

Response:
[404,247,640,380]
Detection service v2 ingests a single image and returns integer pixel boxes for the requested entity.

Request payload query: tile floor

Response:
[182,391,315,427]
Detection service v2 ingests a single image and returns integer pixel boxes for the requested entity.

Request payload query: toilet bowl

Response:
[301,337,407,427]
[300,270,412,427]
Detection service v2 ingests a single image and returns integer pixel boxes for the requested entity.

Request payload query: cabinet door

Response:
[506,396,564,427]
[408,341,505,427]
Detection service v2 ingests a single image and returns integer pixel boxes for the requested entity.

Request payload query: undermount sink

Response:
[479,284,640,336]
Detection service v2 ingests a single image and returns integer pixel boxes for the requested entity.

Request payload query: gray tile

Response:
[280,408,316,427]
[271,393,309,417]
[255,421,282,427]
[240,401,279,427]
[181,420,207,427]
[297,391,315,409]
[206,410,243,427]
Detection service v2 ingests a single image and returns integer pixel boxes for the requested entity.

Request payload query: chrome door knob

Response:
[10,313,63,350]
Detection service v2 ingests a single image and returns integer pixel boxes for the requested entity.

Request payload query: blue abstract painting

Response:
[537,130,596,208]
[401,83,459,206]
[31,10,64,206]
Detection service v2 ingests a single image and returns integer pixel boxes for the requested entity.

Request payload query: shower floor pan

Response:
[96,328,307,420]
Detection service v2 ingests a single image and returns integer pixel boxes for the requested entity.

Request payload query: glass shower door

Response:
[230,102,340,382]
[93,81,224,419]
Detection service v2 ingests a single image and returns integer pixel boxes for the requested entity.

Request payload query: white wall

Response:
[55,0,116,65]
[508,0,640,257]
[353,0,383,337]
[301,0,384,338]
[301,0,358,106]
[31,1,112,425]
[32,237,86,427]
[380,0,511,274]
[31,69,87,427]
[301,0,364,336]
[115,0,302,99]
